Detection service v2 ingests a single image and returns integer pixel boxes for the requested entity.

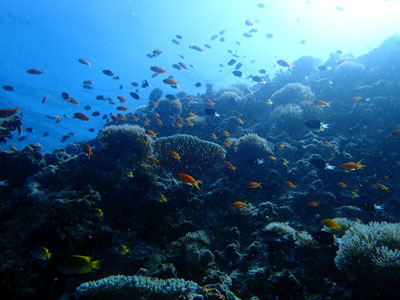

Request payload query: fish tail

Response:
[91,259,102,270]
[194,180,201,190]
[15,105,21,113]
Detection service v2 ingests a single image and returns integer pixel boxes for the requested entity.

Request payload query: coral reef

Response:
[270,83,315,106]
[151,134,225,174]
[233,133,273,166]
[0,114,22,144]
[76,275,200,300]
[269,104,304,135]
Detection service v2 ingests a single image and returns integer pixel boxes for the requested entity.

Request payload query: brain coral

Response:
[270,83,315,106]
[151,134,226,173]
[99,124,150,161]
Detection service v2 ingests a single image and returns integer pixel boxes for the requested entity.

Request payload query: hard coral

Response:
[270,83,315,106]
[233,133,273,165]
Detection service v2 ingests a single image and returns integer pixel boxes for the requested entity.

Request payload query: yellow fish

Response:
[58,255,101,274]
[322,219,342,230]
[116,244,130,255]
[128,170,134,178]
[30,246,51,261]
[94,208,103,218]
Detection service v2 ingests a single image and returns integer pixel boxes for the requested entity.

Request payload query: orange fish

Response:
[150,66,167,74]
[55,115,61,123]
[149,157,160,164]
[149,101,157,107]
[170,151,181,162]
[117,113,126,120]
[377,183,389,191]
[314,100,330,107]
[155,118,163,126]
[67,97,80,106]
[224,161,236,171]
[206,98,215,106]
[73,112,89,121]
[237,118,244,125]
[232,201,247,208]
[276,59,293,70]
[177,115,183,121]
[224,139,232,147]
[172,101,181,108]
[117,106,129,111]
[268,155,277,160]
[336,182,347,188]
[211,133,217,140]
[223,131,230,137]
[307,201,319,207]
[188,112,197,118]
[248,182,262,188]
[352,96,362,101]
[175,173,201,190]
[82,144,93,159]
[111,115,119,122]
[163,78,179,88]
[143,121,150,126]
[0,106,21,118]
[323,141,333,147]
[339,159,366,171]
[285,181,296,188]
[130,115,138,122]
[383,176,389,180]
[174,121,182,128]
[146,129,158,137]
[184,119,194,126]
[117,96,128,103]
[279,144,285,150]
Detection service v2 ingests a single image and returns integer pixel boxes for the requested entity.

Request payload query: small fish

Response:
[257,3,265,8]
[279,144,285,150]
[78,58,92,66]
[300,40,306,45]
[175,173,201,190]
[336,182,347,188]
[245,18,256,28]
[223,131,230,137]
[265,33,273,38]
[204,44,212,49]
[0,106,21,118]
[94,208,103,217]
[58,255,101,275]
[204,108,220,117]
[130,92,141,100]
[227,59,236,66]
[43,131,50,137]
[352,96,362,102]
[30,246,51,261]
[251,75,265,83]
[268,156,277,160]
[172,38,180,45]
[308,201,319,207]
[26,68,44,75]
[141,80,150,88]
[116,106,129,111]
[322,219,341,230]
[248,182,262,188]
[256,158,265,165]
[220,37,225,42]
[61,132,74,142]
[163,78,179,88]
[170,151,181,162]
[146,129,158,137]
[285,181,296,188]
[82,144,93,159]
[224,161,236,171]
[188,112,197,118]
[205,98,215,106]
[233,70,242,77]
[309,158,336,170]
[2,85,15,91]
[232,201,247,208]
[276,59,293,70]
[314,100,330,107]
[41,94,48,104]
[195,82,202,87]
[339,159,366,171]
[266,98,273,105]
[176,34,182,39]
[211,133,217,140]
[318,65,330,71]
[236,117,244,125]
[102,69,118,79]
[305,120,330,131]
[323,141,333,147]
[376,183,389,191]
[9,145,18,152]
[73,112,89,121]
[178,62,188,69]
[190,45,205,52]
[91,111,100,117]
[25,127,33,133]
[172,64,181,70]
[115,244,130,255]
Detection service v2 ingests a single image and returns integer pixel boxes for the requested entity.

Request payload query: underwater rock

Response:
[154,98,182,116]
[334,61,365,87]
[0,114,22,144]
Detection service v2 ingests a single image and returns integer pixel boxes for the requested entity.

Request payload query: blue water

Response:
[1,0,399,153]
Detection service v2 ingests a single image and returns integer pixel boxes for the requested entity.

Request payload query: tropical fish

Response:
[204,108,220,117]
[61,132,74,142]
[276,59,292,70]
[322,219,341,230]
[82,144,93,159]
[117,96,128,103]
[170,151,181,162]
[115,244,130,255]
[163,78,179,88]
[224,161,236,171]
[195,82,202,87]
[390,129,400,137]
[314,100,330,107]
[224,139,232,147]
[305,120,330,131]
[73,113,89,121]
[211,133,217,140]
[232,201,247,208]
[376,183,389,191]
[190,45,205,52]
[30,246,51,261]
[336,182,347,188]
[78,58,92,66]
[58,255,101,274]
[245,18,256,28]
[0,106,21,118]
[285,181,296,188]
[308,201,319,207]
[266,98,273,105]
[227,59,236,66]
[309,158,336,170]
[116,106,129,111]
[102,69,118,79]
[323,141,333,147]
[94,208,103,217]
[339,159,366,171]
[188,112,197,118]
[236,118,244,125]
[175,173,201,190]
[205,98,215,106]
[145,129,158,137]
[223,131,230,137]
[233,70,242,77]
[248,182,262,188]
[130,92,141,100]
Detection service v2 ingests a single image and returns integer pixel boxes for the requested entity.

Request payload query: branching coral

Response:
[76,275,200,300]
[335,221,400,271]
[151,134,225,173]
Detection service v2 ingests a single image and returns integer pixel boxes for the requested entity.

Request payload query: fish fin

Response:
[91,259,102,270]
[194,180,201,190]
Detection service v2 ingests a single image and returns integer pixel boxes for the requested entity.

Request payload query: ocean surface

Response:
[1,1,400,299]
